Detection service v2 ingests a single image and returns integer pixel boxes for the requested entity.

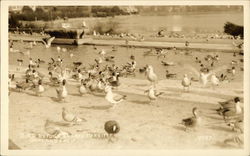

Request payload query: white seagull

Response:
[183,64,227,87]
[181,74,191,92]
[104,85,126,109]
[42,36,55,48]
[145,65,158,87]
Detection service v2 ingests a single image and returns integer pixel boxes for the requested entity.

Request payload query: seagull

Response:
[62,48,67,52]
[180,107,201,131]
[210,73,219,88]
[62,107,86,124]
[44,119,71,139]
[144,86,164,104]
[56,79,68,102]
[181,74,191,92]
[34,79,45,96]
[42,36,55,48]
[183,64,228,87]
[99,49,106,56]
[104,85,126,109]
[145,65,158,87]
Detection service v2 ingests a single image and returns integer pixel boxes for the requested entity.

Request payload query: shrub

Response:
[90,19,120,35]
[224,22,243,38]
[45,29,78,39]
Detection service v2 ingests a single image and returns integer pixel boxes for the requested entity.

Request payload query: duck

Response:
[79,79,88,96]
[139,67,146,73]
[62,107,86,124]
[144,86,164,104]
[181,74,191,92]
[227,67,236,76]
[34,79,45,96]
[48,72,60,86]
[161,60,175,66]
[145,65,158,86]
[108,72,120,87]
[166,70,177,79]
[104,56,115,62]
[104,85,126,109]
[56,79,68,102]
[217,97,240,111]
[16,79,31,92]
[221,100,242,119]
[37,58,45,64]
[180,107,201,131]
[104,120,120,142]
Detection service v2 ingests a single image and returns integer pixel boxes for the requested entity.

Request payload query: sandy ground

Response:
[8,65,244,150]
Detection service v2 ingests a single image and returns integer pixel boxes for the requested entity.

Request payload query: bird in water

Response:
[104,120,120,142]
[144,86,164,105]
[104,85,126,109]
[180,107,201,132]
[56,79,68,102]
[165,70,177,79]
[62,107,86,125]
[181,74,191,92]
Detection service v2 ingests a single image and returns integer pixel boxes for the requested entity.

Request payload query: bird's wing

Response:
[47,36,55,46]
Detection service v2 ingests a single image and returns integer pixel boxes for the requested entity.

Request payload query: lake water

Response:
[9,42,243,82]
[42,11,244,36]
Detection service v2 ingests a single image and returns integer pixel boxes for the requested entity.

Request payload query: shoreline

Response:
[9,33,242,52]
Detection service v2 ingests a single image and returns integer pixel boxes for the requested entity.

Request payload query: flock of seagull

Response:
[8,36,244,146]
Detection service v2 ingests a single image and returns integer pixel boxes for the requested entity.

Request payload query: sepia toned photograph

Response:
[1,1,250,155]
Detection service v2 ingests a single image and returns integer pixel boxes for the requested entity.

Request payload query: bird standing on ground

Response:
[104,85,126,109]
[183,64,227,87]
[180,107,201,131]
[104,120,120,142]
[34,79,45,96]
[144,86,164,105]
[181,74,191,92]
[211,73,219,88]
[145,65,158,87]
[62,107,86,124]
[56,79,67,102]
